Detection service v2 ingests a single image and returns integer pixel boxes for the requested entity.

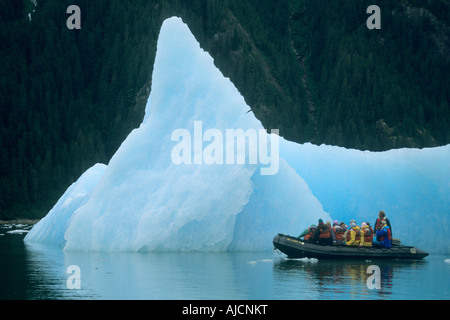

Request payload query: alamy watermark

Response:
[367,5,381,30]
[171,121,280,176]
[66,265,81,290]
[66,5,81,30]
[64,5,379,31]
[366,265,381,290]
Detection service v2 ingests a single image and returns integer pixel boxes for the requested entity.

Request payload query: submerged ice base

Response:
[25,17,450,254]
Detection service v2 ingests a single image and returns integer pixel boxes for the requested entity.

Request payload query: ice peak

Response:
[25,17,450,254]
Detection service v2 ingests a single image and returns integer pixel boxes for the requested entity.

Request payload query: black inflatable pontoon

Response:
[273,234,429,260]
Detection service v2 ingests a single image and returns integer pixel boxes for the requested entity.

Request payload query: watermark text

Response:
[366,265,381,290]
[171,121,279,175]
[66,265,81,290]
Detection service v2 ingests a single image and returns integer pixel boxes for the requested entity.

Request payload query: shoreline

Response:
[0,219,40,225]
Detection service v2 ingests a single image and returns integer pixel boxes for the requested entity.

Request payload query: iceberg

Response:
[25,163,107,247]
[25,17,450,254]
[280,141,450,253]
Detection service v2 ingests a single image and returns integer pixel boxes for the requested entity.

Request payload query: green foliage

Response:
[290,0,450,150]
[0,0,156,218]
[0,0,448,219]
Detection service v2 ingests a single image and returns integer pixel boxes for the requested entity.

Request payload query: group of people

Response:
[298,211,393,248]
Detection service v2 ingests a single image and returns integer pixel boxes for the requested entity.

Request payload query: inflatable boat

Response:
[273,234,429,260]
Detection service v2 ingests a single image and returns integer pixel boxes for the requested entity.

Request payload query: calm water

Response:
[1,224,449,300]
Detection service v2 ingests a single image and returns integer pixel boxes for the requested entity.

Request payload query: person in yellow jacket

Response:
[345,222,363,246]
[359,222,374,247]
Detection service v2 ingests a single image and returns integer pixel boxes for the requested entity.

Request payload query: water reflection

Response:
[24,242,98,299]
[16,238,445,300]
[23,242,275,299]
[272,257,429,299]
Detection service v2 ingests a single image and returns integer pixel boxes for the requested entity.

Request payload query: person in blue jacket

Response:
[373,220,392,248]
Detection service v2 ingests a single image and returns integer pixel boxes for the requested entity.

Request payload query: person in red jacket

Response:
[374,210,393,237]
[313,219,335,246]
[332,220,346,246]
[298,224,317,242]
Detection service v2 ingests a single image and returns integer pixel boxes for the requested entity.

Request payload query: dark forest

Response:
[0,0,449,219]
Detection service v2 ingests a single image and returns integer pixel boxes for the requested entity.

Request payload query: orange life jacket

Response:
[375,218,387,231]
[355,230,361,241]
[333,227,345,241]
[304,227,316,241]
[318,225,331,239]
[362,226,374,243]
[346,227,361,241]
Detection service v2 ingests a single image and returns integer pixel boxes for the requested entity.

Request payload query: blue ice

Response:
[25,17,449,254]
